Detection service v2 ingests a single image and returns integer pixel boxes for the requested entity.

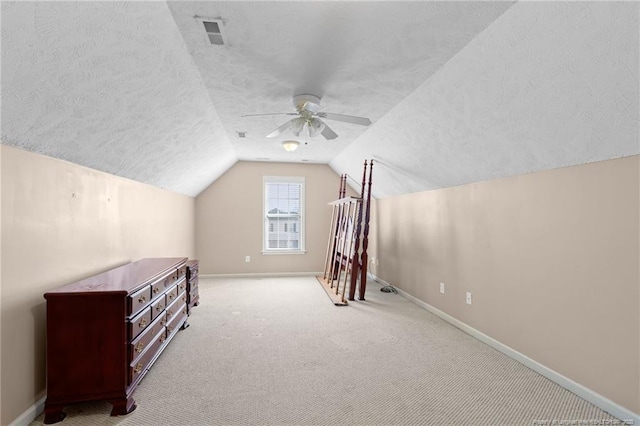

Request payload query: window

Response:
[263,176,305,253]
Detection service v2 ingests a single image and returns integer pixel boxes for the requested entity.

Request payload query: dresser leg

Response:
[110,396,136,416]
[43,404,67,424]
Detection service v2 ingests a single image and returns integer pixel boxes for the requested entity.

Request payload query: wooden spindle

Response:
[359,160,373,300]
[348,160,368,301]
[323,204,339,280]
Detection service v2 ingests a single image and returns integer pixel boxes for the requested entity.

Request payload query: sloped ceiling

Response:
[1,1,638,198]
[332,2,640,197]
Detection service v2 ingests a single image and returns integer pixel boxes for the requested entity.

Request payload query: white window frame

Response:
[262,176,306,254]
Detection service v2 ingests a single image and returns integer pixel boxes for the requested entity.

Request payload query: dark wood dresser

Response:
[43,257,191,424]
[186,259,199,314]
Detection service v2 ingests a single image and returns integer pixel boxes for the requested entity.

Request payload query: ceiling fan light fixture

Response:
[307,118,325,138]
[282,140,300,152]
[290,117,306,137]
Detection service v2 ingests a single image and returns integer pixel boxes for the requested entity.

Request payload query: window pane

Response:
[266,183,301,214]
[265,217,300,249]
[264,178,304,251]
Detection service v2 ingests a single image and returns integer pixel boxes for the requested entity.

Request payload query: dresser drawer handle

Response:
[134,363,143,374]
[160,334,166,343]
[167,309,173,318]
[135,342,144,353]
[156,304,164,311]
[182,295,187,302]
[138,296,146,304]
[153,287,160,294]
[139,318,148,328]
[167,326,174,334]
[183,308,187,315]
[169,293,174,300]
[179,284,185,291]
[161,319,167,326]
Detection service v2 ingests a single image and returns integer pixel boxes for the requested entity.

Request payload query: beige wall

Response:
[374,155,640,413]
[0,145,195,425]
[196,161,348,275]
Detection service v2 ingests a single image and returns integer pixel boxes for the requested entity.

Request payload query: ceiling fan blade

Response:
[318,112,372,126]
[241,112,298,118]
[320,122,338,140]
[266,119,295,138]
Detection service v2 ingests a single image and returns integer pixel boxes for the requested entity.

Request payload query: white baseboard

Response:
[201,272,323,279]
[368,274,640,425]
[9,396,45,426]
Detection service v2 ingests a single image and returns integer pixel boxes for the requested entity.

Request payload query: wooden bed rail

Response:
[318,160,373,305]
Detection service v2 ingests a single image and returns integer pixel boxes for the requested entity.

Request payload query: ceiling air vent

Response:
[196,17,226,46]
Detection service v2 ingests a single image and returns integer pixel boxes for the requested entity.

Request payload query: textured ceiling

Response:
[332,1,640,197]
[1,1,638,198]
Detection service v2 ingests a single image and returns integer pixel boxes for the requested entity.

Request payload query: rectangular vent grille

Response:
[201,19,224,45]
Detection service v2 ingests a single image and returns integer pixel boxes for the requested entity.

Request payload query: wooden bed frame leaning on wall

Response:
[317,160,373,305]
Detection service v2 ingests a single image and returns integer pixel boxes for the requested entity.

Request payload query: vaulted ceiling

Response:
[2,1,638,198]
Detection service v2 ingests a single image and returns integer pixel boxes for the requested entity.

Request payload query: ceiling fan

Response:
[243,94,372,140]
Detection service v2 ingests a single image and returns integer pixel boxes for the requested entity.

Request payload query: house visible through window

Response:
[263,176,305,253]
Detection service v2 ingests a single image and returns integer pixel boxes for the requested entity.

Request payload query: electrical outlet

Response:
[245,256,250,263]
[466,292,472,305]
[440,282,445,294]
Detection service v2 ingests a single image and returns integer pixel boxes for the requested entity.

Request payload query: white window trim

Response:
[262,176,306,255]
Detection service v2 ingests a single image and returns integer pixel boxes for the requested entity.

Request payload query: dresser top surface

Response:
[45,257,188,296]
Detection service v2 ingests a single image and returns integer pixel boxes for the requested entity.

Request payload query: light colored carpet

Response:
[32,276,621,425]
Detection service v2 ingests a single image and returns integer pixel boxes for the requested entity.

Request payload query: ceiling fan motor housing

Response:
[293,94,322,113]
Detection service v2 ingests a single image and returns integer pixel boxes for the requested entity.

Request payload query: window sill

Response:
[262,250,307,255]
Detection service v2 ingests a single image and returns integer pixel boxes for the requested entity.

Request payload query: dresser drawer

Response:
[176,265,187,281]
[128,329,166,385]
[128,306,152,340]
[165,292,184,323]
[127,286,151,317]
[166,301,188,338]
[188,276,198,292]
[151,271,177,295]
[150,277,168,299]
[150,294,166,320]
[129,313,166,364]
[188,295,199,314]
[187,274,199,314]
[176,277,187,295]
[171,265,186,282]
[178,289,188,307]
[165,284,179,306]
[186,260,199,280]
[189,284,198,300]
